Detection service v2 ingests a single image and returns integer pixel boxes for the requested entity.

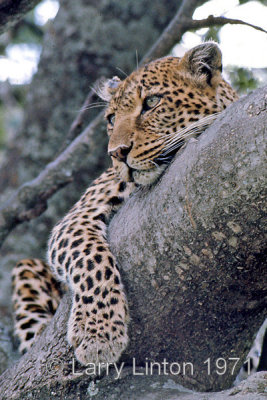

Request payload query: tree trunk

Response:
[108,86,267,391]
[0,86,265,399]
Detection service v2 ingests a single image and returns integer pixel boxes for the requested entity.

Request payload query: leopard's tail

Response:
[12,259,64,353]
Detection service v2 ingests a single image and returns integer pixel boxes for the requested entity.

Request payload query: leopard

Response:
[12,42,239,366]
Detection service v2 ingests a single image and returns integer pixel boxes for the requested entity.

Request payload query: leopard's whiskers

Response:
[79,102,107,112]
[152,113,220,162]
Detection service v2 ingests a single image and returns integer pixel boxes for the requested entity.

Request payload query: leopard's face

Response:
[102,43,238,185]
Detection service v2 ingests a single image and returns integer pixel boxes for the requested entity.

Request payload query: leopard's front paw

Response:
[67,302,128,365]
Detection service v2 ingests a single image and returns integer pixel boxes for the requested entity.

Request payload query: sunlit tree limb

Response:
[143,13,267,64]
[183,15,267,35]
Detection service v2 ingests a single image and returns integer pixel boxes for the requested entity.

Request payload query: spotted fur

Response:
[12,43,238,364]
[12,259,64,353]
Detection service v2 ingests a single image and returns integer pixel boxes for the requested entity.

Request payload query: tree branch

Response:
[56,79,104,155]
[0,86,266,399]
[108,86,267,392]
[141,0,207,64]
[0,111,105,248]
[183,15,267,35]
[142,12,267,64]
[0,0,42,35]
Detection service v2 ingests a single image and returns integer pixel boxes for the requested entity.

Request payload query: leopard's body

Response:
[12,43,238,365]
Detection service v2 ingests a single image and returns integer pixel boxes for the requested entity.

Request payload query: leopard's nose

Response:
[108,145,132,163]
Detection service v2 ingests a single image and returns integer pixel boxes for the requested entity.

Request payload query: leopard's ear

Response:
[96,76,122,101]
[179,42,222,86]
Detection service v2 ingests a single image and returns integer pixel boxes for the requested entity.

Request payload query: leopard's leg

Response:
[48,168,136,365]
[12,258,64,353]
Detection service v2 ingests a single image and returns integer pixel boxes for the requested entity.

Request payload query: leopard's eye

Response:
[107,114,115,126]
[142,95,161,112]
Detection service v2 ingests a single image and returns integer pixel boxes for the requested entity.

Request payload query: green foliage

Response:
[225,66,261,94]
[239,0,267,4]
[203,26,220,42]
[11,19,43,46]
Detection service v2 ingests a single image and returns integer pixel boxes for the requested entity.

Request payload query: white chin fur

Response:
[132,165,167,185]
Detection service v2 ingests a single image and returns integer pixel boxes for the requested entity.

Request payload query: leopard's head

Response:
[100,42,238,185]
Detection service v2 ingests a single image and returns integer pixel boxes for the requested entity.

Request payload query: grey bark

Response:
[0,112,104,247]
[0,87,265,399]
[108,87,267,391]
